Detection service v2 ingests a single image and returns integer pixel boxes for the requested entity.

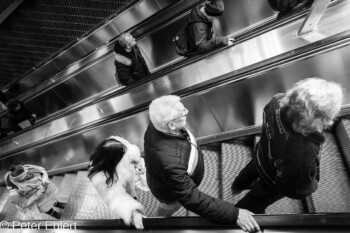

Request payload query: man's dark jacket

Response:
[257,93,325,199]
[144,123,239,224]
[187,4,228,54]
[114,42,150,86]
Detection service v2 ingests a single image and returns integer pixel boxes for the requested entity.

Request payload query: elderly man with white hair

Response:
[144,95,260,232]
[232,78,344,214]
[114,32,150,86]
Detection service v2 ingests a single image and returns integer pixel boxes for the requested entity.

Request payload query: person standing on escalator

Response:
[4,164,66,219]
[113,33,151,86]
[144,95,260,232]
[186,0,234,55]
[231,78,344,214]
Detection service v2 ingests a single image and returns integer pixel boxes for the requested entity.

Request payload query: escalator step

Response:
[136,180,187,217]
[335,118,350,172]
[0,186,6,198]
[0,189,17,220]
[57,173,77,204]
[311,132,350,212]
[266,196,305,214]
[221,143,304,214]
[221,143,252,205]
[51,176,64,189]
[189,149,221,216]
[62,171,113,220]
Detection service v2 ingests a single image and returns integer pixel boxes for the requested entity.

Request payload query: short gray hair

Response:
[118,33,131,48]
[281,78,344,135]
[149,95,182,133]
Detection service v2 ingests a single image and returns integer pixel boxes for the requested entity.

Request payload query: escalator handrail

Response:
[5,214,350,229]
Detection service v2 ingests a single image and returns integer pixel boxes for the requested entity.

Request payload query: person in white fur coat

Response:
[88,136,145,230]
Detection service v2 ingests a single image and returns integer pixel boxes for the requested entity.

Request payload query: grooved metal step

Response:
[221,143,253,205]
[0,186,6,198]
[189,149,222,216]
[335,118,350,172]
[311,132,350,212]
[0,190,18,220]
[62,171,113,220]
[51,175,64,190]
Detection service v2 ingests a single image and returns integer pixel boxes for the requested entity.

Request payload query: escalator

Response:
[1,119,350,230]
[0,0,350,230]
[0,0,349,170]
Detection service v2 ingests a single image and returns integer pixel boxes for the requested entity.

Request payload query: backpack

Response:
[173,24,192,56]
[173,21,208,57]
[267,0,298,11]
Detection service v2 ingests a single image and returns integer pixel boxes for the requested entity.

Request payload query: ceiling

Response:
[0,0,134,90]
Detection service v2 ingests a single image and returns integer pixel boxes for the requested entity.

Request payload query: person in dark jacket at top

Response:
[231,78,344,214]
[144,95,260,232]
[187,0,234,54]
[7,99,36,132]
[114,33,150,86]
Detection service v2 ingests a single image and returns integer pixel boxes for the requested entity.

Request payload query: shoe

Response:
[51,211,62,219]
[46,209,62,219]
[231,183,243,195]
[54,201,66,209]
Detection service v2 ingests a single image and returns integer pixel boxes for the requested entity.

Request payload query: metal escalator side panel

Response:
[311,131,350,212]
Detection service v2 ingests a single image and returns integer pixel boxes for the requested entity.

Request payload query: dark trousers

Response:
[234,159,284,214]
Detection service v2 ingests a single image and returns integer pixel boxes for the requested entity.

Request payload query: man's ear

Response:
[168,122,176,131]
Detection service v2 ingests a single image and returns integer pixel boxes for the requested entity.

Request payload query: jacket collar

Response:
[149,122,188,140]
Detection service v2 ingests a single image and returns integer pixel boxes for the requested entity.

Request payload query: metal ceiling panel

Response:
[0,0,135,90]
[0,0,188,98]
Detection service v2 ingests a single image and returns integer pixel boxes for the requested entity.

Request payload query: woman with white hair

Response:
[144,95,260,233]
[231,77,344,214]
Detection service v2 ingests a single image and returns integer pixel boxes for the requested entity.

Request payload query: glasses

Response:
[167,108,189,126]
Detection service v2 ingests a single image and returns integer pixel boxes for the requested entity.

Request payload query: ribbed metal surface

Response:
[0,189,10,217]
[221,143,252,205]
[135,188,159,217]
[62,171,113,220]
[335,118,350,172]
[189,149,221,216]
[304,196,316,213]
[0,0,133,88]
[51,175,64,190]
[221,142,304,214]
[266,196,304,214]
[0,189,18,220]
[311,132,350,212]
[57,173,77,204]
[0,186,6,198]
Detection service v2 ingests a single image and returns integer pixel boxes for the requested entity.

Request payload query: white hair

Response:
[118,33,131,48]
[281,78,344,135]
[149,95,182,133]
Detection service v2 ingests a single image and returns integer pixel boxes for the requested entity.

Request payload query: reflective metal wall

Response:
[2,0,276,121]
